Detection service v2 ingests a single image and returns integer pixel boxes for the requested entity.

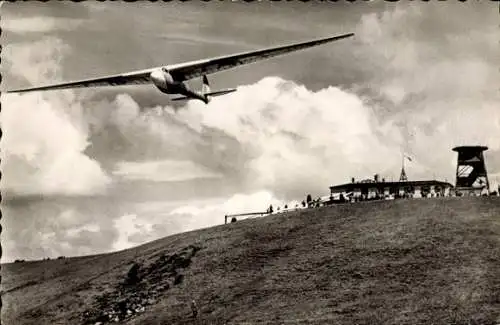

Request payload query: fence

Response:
[224,212,268,224]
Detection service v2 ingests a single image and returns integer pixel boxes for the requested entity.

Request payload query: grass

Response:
[2,196,500,325]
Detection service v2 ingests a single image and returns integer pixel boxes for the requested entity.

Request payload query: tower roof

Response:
[452,145,488,152]
[330,180,454,192]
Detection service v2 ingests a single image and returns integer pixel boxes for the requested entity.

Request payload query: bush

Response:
[126,262,141,285]
[174,274,184,285]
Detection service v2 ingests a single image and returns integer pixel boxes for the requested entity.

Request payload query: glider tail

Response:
[171,75,237,104]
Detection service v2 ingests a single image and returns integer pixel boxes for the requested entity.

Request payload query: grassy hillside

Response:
[2,197,500,325]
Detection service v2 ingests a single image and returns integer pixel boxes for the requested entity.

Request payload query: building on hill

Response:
[329,176,454,202]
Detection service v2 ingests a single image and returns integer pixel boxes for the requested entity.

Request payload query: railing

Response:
[224,212,268,224]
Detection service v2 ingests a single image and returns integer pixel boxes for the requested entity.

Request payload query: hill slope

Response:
[2,197,500,325]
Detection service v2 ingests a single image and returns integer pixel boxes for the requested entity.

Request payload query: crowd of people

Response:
[265,194,325,215]
[229,186,500,224]
[264,187,500,216]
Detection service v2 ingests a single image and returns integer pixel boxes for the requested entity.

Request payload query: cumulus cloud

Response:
[347,4,500,183]
[112,214,155,252]
[3,37,70,85]
[79,75,406,198]
[352,5,500,147]
[170,190,283,228]
[1,38,111,197]
[112,160,223,182]
[1,201,117,262]
[174,77,402,197]
[1,93,111,196]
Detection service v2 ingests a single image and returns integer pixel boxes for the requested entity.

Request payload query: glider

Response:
[7,32,354,104]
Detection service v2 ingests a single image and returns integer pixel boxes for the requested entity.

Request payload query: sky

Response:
[1,1,499,262]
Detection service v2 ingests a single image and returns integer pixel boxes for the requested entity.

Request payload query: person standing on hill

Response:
[306,194,312,207]
[191,300,199,320]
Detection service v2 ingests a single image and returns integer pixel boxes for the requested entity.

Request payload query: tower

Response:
[399,153,410,182]
[399,165,408,182]
[452,146,490,196]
